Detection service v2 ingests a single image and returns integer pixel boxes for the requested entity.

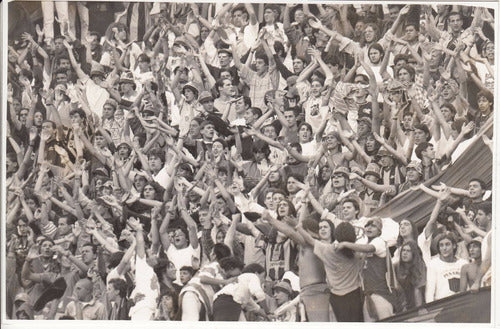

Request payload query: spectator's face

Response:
[201,124,215,139]
[218,53,231,67]
[235,97,246,112]
[402,114,413,130]
[292,58,304,74]
[189,120,201,136]
[216,230,225,244]
[184,88,196,102]
[269,169,280,183]
[320,166,332,181]
[331,172,346,188]
[440,107,453,122]
[74,280,92,302]
[55,72,68,84]
[404,25,418,42]
[264,9,275,24]
[284,111,296,126]
[429,50,442,66]
[414,129,427,144]
[357,121,370,136]
[244,109,255,124]
[199,210,212,228]
[180,270,193,284]
[397,68,411,84]
[11,99,22,113]
[143,184,156,199]
[319,221,332,241]
[81,245,95,264]
[59,58,71,70]
[399,220,413,238]
[323,134,339,150]
[221,79,233,96]
[468,242,481,259]
[310,80,322,97]
[148,155,163,171]
[342,202,358,220]
[17,220,28,236]
[274,289,289,306]
[161,295,175,312]
[294,9,305,23]
[477,96,492,114]
[212,141,224,157]
[265,191,274,209]
[389,7,400,21]
[438,238,455,258]
[368,48,382,64]
[448,14,463,33]
[468,181,484,199]
[354,21,365,35]
[484,42,494,60]
[298,125,312,143]
[232,9,245,27]
[441,83,455,101]
[364,26,376,43]
[272,193,285,209]
[58,217,71,235]
[103,105,115,119]
[166,262,177,280]
[33,111,44,126]
[400,244,413,263]
[19,110,29,125]
[70,113,83,126]
[365,136,376,152]
[133,176,147,191]
[406,168,420,182]
[423,145,435,159]
[200,27,210,40]
[365,222,381,238]
[475,210,490,229]
[277,200,291,217]
[106,284,119,300]
[263,125,277,139]
[255,58,267,74]
[40,240,54,258]
[173,229,188,248]
[54,38,65,51]
[201,99,214,112]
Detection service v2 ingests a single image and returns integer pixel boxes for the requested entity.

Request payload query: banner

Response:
[369,120,493,228]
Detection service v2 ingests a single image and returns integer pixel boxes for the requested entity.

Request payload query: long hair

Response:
[395,240,426,288]
[396,219,419,247]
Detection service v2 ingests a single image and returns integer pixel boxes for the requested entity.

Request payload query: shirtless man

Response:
[264,197,332,322]
[459,238,482,292]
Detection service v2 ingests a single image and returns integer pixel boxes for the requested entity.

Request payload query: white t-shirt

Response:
[166,244,200,285]
[214,273,266,311]
[425,257,468,303]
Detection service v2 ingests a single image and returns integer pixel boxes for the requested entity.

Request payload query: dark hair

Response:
[342,198,360,215]
[219,256,244,272]
[415,142,434,160]
[242,263,265,274]
[441,102,457,117]
[469,178,486,190]
[213,243,231,261]
[302,218,319,234]
[413,123,431,141]
[436,232,458,255]
[148,148,166,165]
[81,243,97,255]
[108,278,128,298]
[396,64,416,82]
[276,199,297,219]
[320,219,335,243]
[108,251,125,269]
[395,240,426,289]
[476,201,492,216]
[367,43,385,63]
[255,53,269,66]
[334,222,356,258]
[179,266,195,276]
[396,219,419,247]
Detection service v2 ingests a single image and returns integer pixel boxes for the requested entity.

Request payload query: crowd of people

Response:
[6,2,494,322]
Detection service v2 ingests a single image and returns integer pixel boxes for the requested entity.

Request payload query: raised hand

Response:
[127,217,143,231]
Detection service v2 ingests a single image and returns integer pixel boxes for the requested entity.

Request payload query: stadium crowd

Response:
[5,2,494,322]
